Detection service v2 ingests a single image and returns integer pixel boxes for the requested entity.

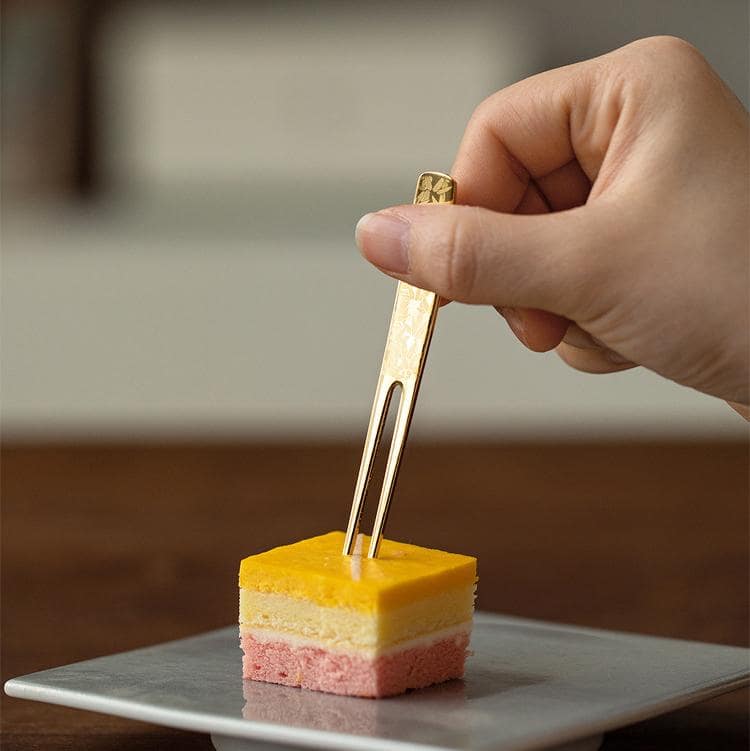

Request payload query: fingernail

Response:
[355,212,410,273]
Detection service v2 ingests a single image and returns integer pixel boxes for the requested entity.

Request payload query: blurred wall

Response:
[2,1,748,440]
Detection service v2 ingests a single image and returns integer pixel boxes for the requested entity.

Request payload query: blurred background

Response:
[2,0,749,440]
[2,4,749,749]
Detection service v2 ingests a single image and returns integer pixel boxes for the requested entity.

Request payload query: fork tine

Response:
[366,385,415,558]
[342,376,397,555]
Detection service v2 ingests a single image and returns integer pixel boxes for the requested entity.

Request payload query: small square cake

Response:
[239,531,476,698]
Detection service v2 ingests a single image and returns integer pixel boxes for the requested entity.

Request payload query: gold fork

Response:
[343,172,456,558]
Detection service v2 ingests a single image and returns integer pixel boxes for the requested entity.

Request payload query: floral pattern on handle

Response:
[382,283,437,382]
[415,173,456,204]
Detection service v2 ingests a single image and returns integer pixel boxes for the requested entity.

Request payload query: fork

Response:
[343,172,457,558]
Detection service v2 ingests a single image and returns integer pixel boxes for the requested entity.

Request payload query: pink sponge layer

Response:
[241,632,469,698]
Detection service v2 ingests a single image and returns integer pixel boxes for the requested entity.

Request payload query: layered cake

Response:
[239,531,476,698]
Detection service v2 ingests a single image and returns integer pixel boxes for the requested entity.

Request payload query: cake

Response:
[238,530,476,698]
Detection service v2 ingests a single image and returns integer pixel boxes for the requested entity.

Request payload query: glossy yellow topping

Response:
[238,531,476,613]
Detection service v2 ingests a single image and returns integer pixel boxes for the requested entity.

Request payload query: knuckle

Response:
[631,35,707,71]
[468,93,497,131]
[442,209,479,301]
[461,94,502,148]
[647,34,703,60]
[554,210,622,319]
[466,87,526,140]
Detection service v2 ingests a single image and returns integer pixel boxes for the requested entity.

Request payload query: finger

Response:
[487,167,571,353]
[515,182,550,215]
[556,341,636,374]
[488,168,586,353]
[355,202,617,319]
[451,60,602,213]
[507,161,591,217]
[535,160,591,211]
[562,323,604,349]
[441,181,547,306]
[496,307,569,352]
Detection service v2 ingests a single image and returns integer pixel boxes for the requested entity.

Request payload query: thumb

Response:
[355,203,614,320]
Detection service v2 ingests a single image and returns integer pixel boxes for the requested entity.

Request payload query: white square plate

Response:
[5,612,748,751]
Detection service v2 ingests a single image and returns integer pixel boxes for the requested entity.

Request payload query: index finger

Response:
[451,61,598,213]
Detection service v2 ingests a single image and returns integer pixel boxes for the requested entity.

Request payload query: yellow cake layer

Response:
[238,531,476,613]
[239,584,475,651]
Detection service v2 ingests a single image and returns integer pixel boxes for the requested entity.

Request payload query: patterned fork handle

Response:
[343,172,457,558]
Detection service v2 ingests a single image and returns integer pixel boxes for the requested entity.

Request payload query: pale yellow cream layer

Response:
[239,584,475,651]
[238,531,477,613]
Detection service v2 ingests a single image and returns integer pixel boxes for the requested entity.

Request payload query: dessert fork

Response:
[343,172,456,558]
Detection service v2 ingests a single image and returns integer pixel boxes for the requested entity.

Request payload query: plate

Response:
[5,612,748,751]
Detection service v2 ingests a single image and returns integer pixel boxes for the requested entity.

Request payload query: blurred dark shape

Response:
[1,0,102,198]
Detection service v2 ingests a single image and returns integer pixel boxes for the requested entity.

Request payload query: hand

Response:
[355,37,749,408]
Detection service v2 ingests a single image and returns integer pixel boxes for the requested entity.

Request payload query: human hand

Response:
[355,37,749,407]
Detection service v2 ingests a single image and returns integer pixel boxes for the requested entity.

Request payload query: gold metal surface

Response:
[343,172,456,558]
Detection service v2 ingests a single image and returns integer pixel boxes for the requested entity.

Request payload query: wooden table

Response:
[2,441,748,749]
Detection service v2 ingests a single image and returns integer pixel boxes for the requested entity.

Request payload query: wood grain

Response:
[2,441,748,749]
